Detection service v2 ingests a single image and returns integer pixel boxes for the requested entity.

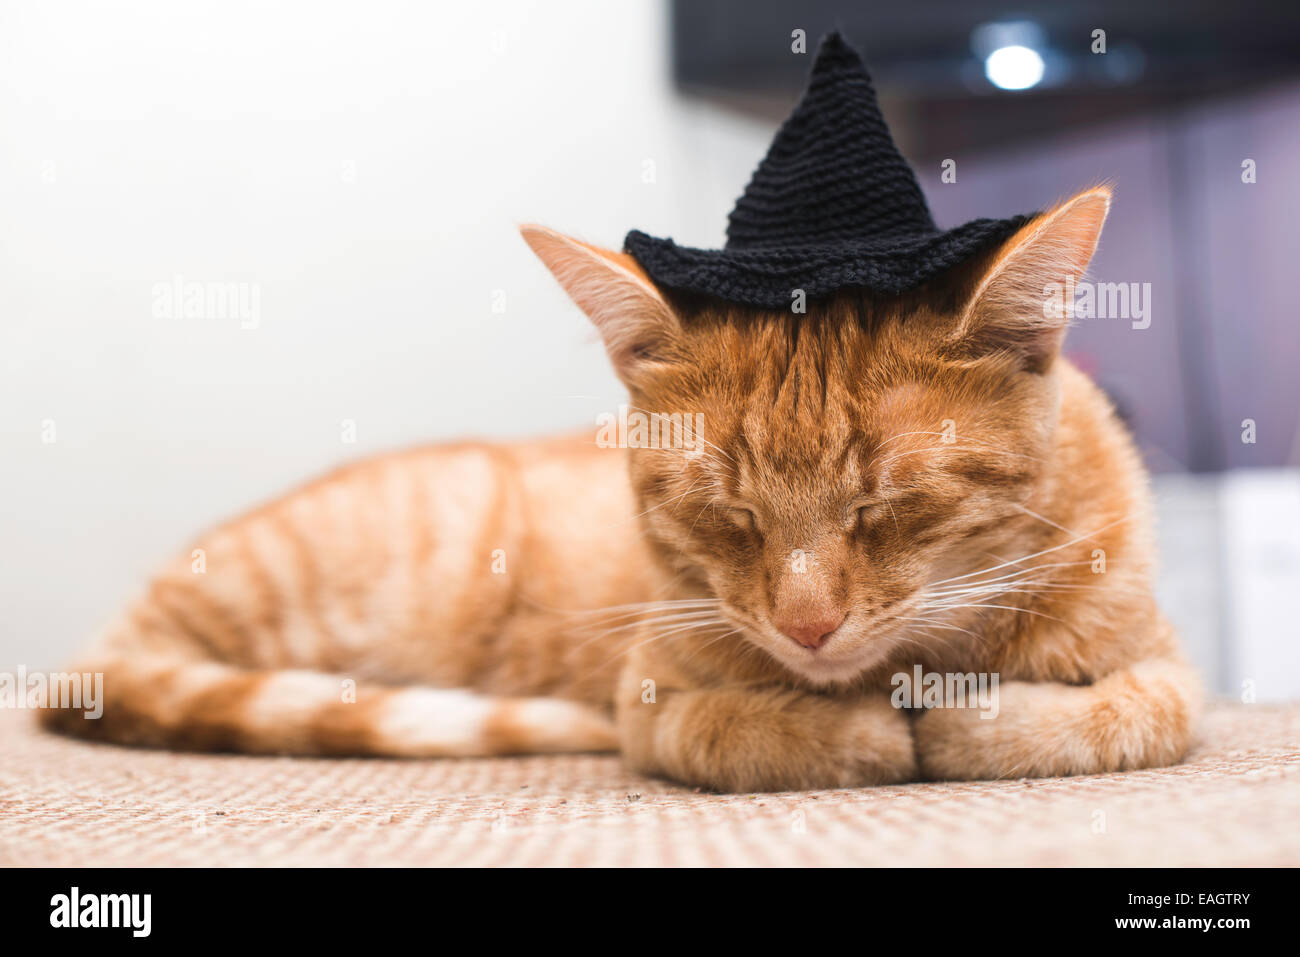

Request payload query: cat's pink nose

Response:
[774,610,845,650]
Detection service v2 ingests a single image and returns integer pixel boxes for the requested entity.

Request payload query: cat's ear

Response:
[520,224,679,383]
[952,185,1111,372]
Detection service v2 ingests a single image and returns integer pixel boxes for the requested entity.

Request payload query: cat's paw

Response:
[913,667,1198,781]
[841,696,917,785]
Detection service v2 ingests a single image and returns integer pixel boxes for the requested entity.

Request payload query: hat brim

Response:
[625,214,1034,311]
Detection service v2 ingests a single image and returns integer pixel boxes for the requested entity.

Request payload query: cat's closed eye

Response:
[727,506,760,533]
[854,499,904,533]
[854,503,886,530]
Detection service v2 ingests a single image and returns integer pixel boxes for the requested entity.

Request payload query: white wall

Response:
[0,0,770,668]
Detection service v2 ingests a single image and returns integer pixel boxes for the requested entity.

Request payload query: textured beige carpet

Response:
[2,701,1297,867]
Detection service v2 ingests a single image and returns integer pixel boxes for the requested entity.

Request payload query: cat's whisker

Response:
[569,600,728,624]
[924,578,1084,601]
[518,594,721,630]
[585,619,735,676]
[918,569,1088,605]
[922,561,1095,594]
[597,616,731,645]
[613,479,708,525]
[641,446,738,480]
[957,558,1096,581]
[882,619,979,658]
[883,495,901,535]
[623,401,735,463]
[873,430,948,452]
[679,627,746,666]
[914,600,1068,627]
[921,557,1151,605]
[874,445,954,470]
[887,615,984,641]
[929,581,1145,600]
[1009,502,1088,539]
[687,497,716,536]
[920,582,1154,608]
[556,598,723,622]
[571,609,730,637]
[876,631,937,660]
[921,514,1138,589]
[565,609,730,654]
[561,597,723,613]
[557,601,723,635]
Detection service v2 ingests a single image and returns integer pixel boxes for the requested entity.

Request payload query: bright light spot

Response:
[984,45,1045,90]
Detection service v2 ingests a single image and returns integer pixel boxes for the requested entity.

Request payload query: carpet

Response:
[2,700,1297,867]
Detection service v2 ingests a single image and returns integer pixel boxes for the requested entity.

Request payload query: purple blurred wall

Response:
[917,80,1300,473]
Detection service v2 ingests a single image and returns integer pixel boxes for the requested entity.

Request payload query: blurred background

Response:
[2,1,1297,698]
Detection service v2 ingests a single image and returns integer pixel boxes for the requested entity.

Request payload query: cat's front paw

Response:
[840,696,917,785]
[912,670,1197,781]
[912,702,1026,780]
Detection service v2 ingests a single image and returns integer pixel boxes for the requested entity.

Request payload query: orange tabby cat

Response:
[42,185,1201,792]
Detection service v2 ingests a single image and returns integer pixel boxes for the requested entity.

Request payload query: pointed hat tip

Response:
[811,30,869,74]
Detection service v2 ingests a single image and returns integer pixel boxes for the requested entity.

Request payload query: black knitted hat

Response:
[623,32,1035,310]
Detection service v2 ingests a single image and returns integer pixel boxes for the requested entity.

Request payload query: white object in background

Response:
[1219,468,1300,702]
[1151,474,1222,690]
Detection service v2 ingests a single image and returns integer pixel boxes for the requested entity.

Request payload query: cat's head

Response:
[523,186,1110,686]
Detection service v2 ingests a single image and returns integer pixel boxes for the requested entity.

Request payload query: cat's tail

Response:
[37,646,618,757]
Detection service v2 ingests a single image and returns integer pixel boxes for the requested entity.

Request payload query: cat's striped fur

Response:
[42,438,649,756]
